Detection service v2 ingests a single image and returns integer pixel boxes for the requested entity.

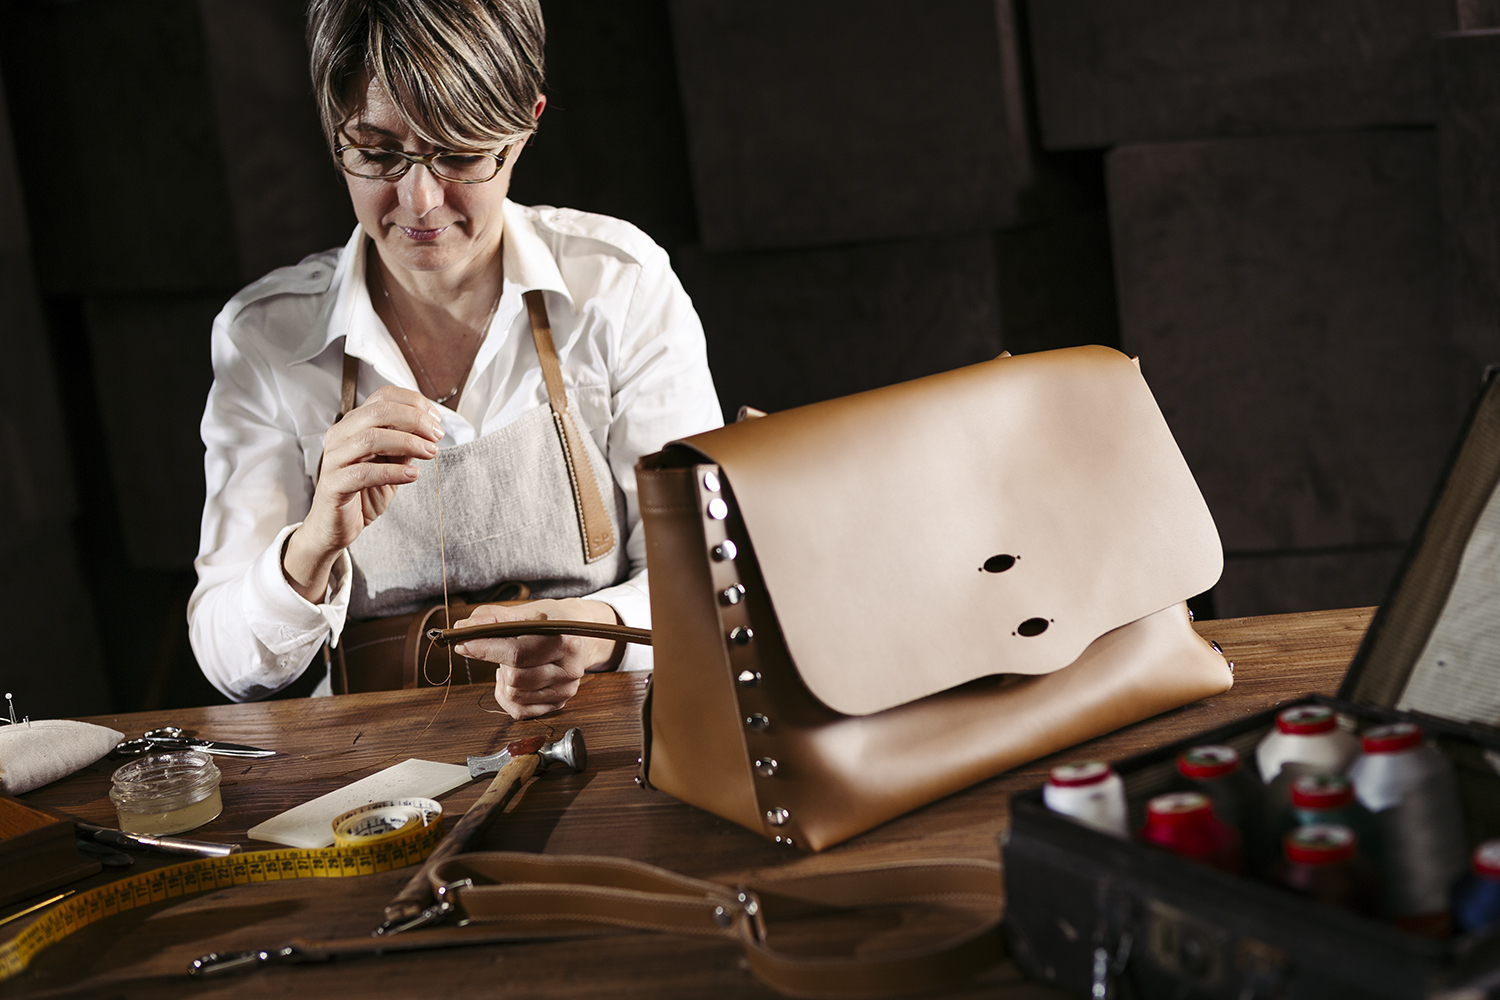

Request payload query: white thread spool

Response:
[1043,761,1129,838]
[1255,704,1361,796]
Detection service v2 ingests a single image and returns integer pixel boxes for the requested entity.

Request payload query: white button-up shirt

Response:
[190,201,723,701]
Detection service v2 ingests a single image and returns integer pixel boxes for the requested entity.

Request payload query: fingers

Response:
[492,666,582,720]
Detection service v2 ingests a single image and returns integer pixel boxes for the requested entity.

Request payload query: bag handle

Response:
[426,619,653,647]
[426,851,1004,999]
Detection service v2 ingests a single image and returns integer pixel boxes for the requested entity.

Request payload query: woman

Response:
[188,0,721,717]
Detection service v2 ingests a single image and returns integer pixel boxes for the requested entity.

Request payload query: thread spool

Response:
[1042,761,1128,838]
[1347,722,1467,934]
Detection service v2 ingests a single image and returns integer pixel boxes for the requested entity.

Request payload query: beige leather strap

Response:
[525,289,617,563]
[428,852,1004,998]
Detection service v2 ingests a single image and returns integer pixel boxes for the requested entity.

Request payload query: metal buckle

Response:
[374,879,474,936]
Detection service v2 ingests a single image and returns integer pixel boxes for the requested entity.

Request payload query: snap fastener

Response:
[753,758,778,778]
[729,626,754,645]
[720,584,746,605]
[703,470,721,493]
[765,807,790,827]
[707,498,728,520]
[712,904,732,927]
[736,670,761,688]
[711,540,737,561]
[745,713,770,732]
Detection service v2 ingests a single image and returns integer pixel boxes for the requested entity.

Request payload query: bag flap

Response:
[676,346,1222,716]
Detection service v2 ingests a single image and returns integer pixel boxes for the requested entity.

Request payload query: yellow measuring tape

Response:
[0,799,445,984]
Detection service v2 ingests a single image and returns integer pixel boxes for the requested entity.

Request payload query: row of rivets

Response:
[703,469,786,835]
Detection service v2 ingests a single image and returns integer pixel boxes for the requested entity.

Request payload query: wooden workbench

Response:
[1,607,1373,999]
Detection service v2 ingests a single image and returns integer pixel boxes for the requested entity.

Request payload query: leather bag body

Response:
[635,346,1234,851]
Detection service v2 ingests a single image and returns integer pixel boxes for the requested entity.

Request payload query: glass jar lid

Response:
[109,750,221,811]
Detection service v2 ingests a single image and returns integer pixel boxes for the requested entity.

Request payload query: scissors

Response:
[112,726,275,759]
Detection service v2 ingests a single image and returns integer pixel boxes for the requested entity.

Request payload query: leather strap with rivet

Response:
[421,852,1005,999]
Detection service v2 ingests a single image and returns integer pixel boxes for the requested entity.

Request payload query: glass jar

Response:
[109,750,223,835]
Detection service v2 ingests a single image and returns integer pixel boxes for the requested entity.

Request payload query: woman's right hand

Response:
[282,385,446,602]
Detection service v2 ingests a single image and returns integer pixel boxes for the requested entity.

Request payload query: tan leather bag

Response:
[633,345,1231,851]
[433,346,1233,851]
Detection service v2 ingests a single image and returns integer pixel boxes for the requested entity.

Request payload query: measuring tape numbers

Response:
[0,798,445,984]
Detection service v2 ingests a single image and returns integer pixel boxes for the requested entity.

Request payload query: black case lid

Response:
[1338,369,1500,738]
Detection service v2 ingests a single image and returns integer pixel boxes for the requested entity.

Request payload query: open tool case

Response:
[1003,372,1500,999]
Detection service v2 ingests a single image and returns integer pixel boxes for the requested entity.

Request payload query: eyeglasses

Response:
[333,143,512,183]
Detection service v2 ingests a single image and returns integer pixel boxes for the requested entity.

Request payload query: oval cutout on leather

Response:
[1016,617,1049,637]
[982,554,1017,573]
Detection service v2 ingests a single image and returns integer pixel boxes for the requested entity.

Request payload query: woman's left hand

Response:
[453,599,625,719]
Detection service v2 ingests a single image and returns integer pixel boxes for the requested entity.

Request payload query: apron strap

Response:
[338,351,359,420]
[525,289,618,563]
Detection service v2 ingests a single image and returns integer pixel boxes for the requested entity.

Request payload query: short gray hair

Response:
[307,0,545,151]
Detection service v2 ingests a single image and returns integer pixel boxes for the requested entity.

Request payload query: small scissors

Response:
[112,726,275,759]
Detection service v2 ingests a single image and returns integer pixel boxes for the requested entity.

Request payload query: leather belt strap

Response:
[525,289,617,563]
[427,852,1004,998]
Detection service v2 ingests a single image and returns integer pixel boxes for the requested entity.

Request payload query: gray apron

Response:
[344,290,629,619]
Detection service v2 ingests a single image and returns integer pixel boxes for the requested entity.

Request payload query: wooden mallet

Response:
[378,727,586,932]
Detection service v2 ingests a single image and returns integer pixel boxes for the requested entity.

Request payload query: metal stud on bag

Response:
[765,807,790,826]
[703,470,721,493]
[711,540,737,562]
[707,498,729,520]
[729,627,754,645]
[745,714,770,732]
[737,670,761,688]
[753,758,779,778]
[720,584,746,605]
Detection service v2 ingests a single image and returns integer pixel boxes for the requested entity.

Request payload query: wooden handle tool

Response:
[379,728,586,932]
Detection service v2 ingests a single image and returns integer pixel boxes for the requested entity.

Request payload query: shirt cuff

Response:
[244,523,351,655]
[587,571,653,672]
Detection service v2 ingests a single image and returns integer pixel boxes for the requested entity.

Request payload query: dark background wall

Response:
[0,0,1495,717]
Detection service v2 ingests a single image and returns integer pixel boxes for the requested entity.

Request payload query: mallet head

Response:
[467,727,587,779]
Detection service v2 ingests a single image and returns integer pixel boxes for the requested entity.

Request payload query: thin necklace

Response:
[378,268,502,405]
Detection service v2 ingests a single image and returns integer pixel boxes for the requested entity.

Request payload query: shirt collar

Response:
[500,199,573,308]
[290,200,573,370]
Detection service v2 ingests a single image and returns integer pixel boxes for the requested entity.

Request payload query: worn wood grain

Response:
[2,607,1372,999]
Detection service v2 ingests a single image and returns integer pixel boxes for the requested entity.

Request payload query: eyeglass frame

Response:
[332,140,515,184]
